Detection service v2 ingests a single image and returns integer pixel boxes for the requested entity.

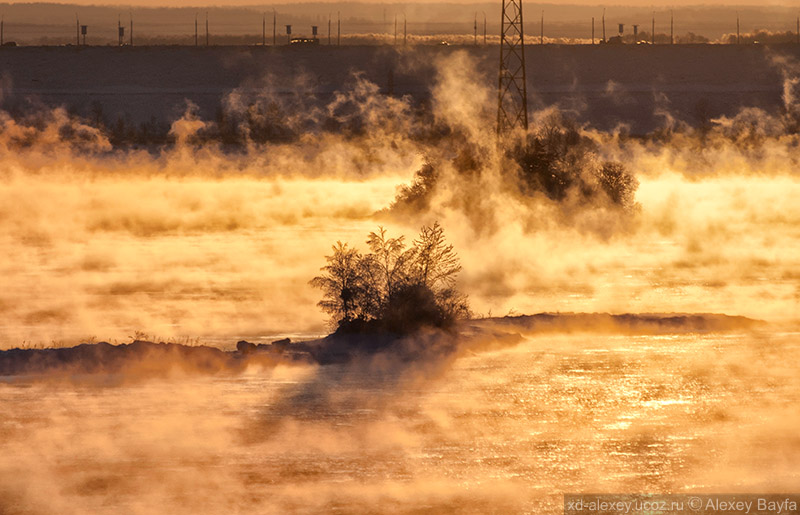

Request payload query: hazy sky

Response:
[14,0,800,6]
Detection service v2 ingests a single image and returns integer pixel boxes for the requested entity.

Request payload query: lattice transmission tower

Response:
[496,0,529,135]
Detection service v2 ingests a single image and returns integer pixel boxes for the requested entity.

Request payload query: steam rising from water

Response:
[3,51,800,346]
[2,333,800,513]
[1,48,800,513]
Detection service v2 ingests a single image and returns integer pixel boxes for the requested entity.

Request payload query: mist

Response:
[1,41,800,513]
[1,48,799,348]
[3,332,800,513]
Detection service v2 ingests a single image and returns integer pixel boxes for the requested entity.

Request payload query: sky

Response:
[2,1,798,7]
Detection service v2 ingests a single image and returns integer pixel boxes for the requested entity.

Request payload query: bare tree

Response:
[311,223,469,334]
[597,162,639,208]
[410,222,462,291]
[309,242,377,324]
[366,226,415,302]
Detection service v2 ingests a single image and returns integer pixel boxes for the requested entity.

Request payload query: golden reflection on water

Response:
[1,332,798,513]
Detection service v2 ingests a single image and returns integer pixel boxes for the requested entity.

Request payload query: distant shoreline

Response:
[0,2,797,45]
[4,41,800,48]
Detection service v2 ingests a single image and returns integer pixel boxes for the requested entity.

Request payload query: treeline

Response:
[391,111,640,216]
[86,101,366,148]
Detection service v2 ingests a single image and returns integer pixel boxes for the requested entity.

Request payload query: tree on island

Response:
[311,222,470,335]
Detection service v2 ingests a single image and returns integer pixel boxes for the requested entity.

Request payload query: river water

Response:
[1,330,798,513]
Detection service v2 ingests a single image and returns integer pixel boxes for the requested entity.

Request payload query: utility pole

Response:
[328,14,331,45]
[403,15,407,46]
[592,17,594,44]
[195,14,198,46]
[118,15,122,46]
[474,13,478,45]
[483,12,487,45]
[130,13,133,46]
[395,15,398,45]
[540,10,544,44]
[602,9,606,43]
[670,10,674,44]
[263,13,266,45]
[273,10,276,45]
[76,16,80,46]
[497,0,528,134]
[337,11,341,45]
[736,12,740,44]
[1,16,4,46]
[205,11,209,46]
[652,13,655,44]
